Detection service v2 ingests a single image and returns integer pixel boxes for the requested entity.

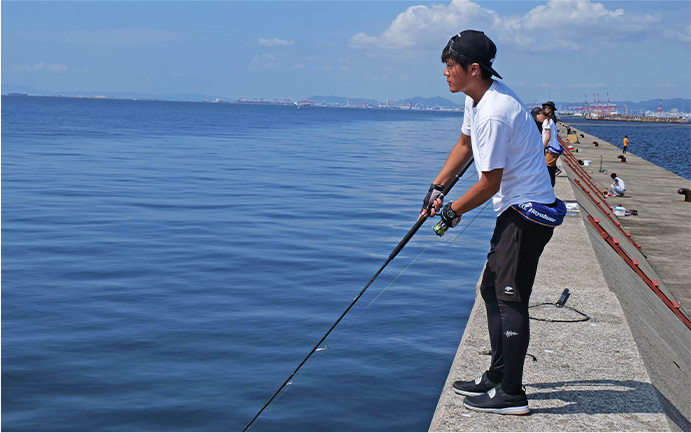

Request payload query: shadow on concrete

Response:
[528,379,690,431]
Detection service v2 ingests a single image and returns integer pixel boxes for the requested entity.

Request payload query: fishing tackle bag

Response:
[511,199,567,228]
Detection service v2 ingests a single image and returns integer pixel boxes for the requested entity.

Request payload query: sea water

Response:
[2,97,496,431]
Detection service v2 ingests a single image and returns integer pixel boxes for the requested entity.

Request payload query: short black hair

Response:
[441,45,492,80]
[611,173,617,179]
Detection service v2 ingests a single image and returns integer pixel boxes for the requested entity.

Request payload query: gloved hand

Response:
[439,201,462,229]
[422,184,444,213]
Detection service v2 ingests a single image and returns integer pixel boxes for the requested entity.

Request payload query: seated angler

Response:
[606,173,626,197]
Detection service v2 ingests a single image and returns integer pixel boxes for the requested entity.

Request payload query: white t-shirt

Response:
[542,118,562,154]
[613,177,626,191]
[461,80,556,214]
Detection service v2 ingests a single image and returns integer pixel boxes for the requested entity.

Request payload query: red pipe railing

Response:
[559,136,641,250]
[587,215,690,329]
[560,132,689,329]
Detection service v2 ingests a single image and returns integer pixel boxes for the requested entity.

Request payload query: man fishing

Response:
[420,30,565,415]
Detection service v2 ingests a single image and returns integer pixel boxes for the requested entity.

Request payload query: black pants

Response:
[623,147,627,154]
[479,207,554,394]
[547,165,557,187]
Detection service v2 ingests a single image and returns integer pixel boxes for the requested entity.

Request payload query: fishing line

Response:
[345,176,485,312]
[257,221,454,413]
[304,175,489,366]
[260,204,493,428]
[332,197,491,340]
[242,157,475,432]
[245,169,483,420]
[435,199,492,259]
[248,212,479,421]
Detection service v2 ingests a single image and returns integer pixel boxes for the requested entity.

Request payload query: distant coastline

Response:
[2,93,464,112]
[4,85,691,115]
[4,92,690,119]
[564,113,690,124]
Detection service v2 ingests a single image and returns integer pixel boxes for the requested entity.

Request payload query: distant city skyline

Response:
[6,90,690,117]
[2,1,690,104]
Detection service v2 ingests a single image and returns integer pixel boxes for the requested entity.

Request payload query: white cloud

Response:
[46,63,68,72]
[351,0,495,51]
[13,62,68,73]
[664,24,691,43]
[350,0,662,54]
[257,38,295,47]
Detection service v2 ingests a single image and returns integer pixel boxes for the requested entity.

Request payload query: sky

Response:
[2,0,690,104]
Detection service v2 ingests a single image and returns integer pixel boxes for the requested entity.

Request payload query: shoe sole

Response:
[452,387,484,397]
[463,401,530,415]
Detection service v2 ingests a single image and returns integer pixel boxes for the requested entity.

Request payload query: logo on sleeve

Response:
[504,286,514,295]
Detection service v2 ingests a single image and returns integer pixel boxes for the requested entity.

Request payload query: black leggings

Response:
[479,208,553,394]
[481,289,531,394]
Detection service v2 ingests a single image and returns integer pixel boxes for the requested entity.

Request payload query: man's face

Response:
[444,59,471,94]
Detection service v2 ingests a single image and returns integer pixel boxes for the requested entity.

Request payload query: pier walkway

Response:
[429,123,690,431]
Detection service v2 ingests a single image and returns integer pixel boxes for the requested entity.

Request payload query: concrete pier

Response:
[430,122,690,431]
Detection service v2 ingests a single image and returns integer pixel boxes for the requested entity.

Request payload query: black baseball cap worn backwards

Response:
[446,30,502,79]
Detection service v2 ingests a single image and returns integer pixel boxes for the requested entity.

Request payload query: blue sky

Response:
[2,1,690,104]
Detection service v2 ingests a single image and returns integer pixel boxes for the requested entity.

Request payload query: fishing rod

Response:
[242,156,475,432]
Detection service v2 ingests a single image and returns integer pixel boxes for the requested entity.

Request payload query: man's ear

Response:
[471,63,480,76]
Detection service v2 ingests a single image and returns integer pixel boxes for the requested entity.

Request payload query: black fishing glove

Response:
[439,201,462,229]
[422,183,444,212]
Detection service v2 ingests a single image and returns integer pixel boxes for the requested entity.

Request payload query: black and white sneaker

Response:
[452,372,498,397]
[463,384,530,415]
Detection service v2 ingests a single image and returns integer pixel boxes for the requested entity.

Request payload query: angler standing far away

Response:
[420,30,566,415]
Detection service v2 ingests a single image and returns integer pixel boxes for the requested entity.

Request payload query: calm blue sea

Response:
[562,116,691,180]
[2,96,498,432]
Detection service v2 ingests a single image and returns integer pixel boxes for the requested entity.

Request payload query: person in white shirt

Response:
[419,30,565,416]
[534,107,563,186]
[607,173,626,196]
